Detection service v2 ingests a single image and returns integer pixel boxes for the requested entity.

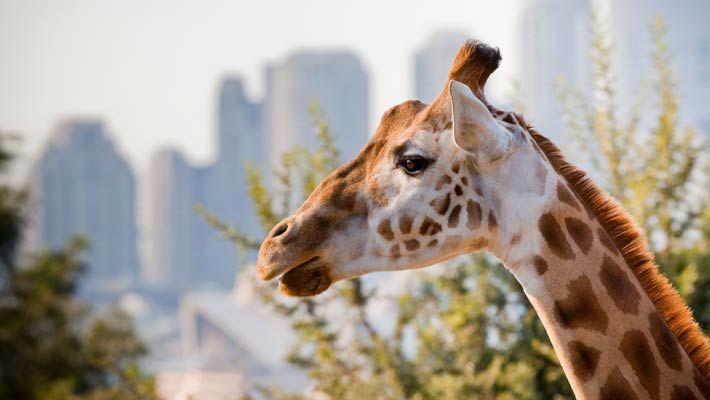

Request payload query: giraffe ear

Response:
[449,80,511,165]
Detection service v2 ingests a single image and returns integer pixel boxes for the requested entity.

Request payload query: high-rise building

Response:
[518,0,708,140]
[146,149,194,287]
[212,77,264,239]
[264,50,369,171]
[148,53,369,290]
[34,119,140,288]
[147,77,265,290]
[518,0,592,140]
[414,31,471,104]
[602,0,710,134]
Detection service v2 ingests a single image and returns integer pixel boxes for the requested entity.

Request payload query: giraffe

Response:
[256,41,710,399]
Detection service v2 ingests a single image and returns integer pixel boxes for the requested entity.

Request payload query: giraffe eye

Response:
[399,155,430,176]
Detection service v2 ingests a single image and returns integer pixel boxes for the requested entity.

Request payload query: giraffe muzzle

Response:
[278,256,333,297]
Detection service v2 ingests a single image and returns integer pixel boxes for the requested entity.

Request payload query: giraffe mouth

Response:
[278,257,333,297]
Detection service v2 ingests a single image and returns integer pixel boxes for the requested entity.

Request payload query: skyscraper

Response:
[34,119,140,288]
[146,148,194,287]
[602,0,710,134]
[518,0,592,140]
[147,77,265,290]
[414,31,470,104]
[212,77,264,239]
[519,0,708,140]
[264,50,369,171]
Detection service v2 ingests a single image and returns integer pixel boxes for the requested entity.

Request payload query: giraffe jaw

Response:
[276,257,334,297]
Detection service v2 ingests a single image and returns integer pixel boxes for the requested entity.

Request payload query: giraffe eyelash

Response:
[397,154,434,176]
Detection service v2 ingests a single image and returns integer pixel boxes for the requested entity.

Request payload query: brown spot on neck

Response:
[553,275,608,333]
[567,340,601,382]
[671,385,699,400]
[600,367,640,400]
[620,329,660,400]
[533,255,548,275]
[648,312,683,371]
[539,213,575,260]
[565,217,593,254]
[529,129,710,380]
[557,181,582,211]
[597,227,619,255]
[693,369,710,398]
[599,255,641,314]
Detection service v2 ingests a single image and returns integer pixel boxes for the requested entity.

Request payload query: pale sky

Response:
[0,0,521,177]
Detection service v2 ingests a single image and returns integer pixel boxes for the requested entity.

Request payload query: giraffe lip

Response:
[258,255,320,281]
[278,256,320,280]
[279,256,333,297]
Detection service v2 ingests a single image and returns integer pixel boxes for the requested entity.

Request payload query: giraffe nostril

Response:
[271,222,289,239]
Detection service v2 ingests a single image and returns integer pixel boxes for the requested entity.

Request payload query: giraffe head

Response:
[258,41,552,297]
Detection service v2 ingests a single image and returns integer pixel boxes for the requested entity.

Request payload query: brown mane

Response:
[526,124,710,381]
[437,38,709,379]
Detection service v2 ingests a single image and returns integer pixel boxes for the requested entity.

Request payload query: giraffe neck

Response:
[490,190,708,399]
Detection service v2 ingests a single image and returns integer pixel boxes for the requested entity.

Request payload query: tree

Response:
[557,13,710,332]
[204,15,709,400]
[0,135,158,400]
[203,103,573,399]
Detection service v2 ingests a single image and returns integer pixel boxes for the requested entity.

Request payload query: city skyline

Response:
[23,6,710,291]
[10,2,710,397]
[0,0,522,178]
[4,1,708,182]
[30,119,140,294]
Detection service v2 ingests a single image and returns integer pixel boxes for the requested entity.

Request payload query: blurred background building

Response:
[146,148,195,288]
[602,0,710,133]
[518,0,592,142]
[264,51,369,169]
[31,120,140,299]
[519,0,710,140]
[213,77,264,239]
[10,0,709,396]
[147,77,265,291]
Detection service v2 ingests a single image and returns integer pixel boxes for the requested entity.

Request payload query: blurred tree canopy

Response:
[557,14,710,329]
[203,15,709,400]
[0,136,157,400]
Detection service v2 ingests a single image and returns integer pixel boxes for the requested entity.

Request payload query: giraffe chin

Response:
[278,257,333,297]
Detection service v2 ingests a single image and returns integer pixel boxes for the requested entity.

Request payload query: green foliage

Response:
[557,14,710,332]
[207,104,574,399]
[206,15,709,400]
[0,135,157,400]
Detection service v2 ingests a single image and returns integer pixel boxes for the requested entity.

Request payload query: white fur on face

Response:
[325,121,559,286]
[326,129,475,279]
